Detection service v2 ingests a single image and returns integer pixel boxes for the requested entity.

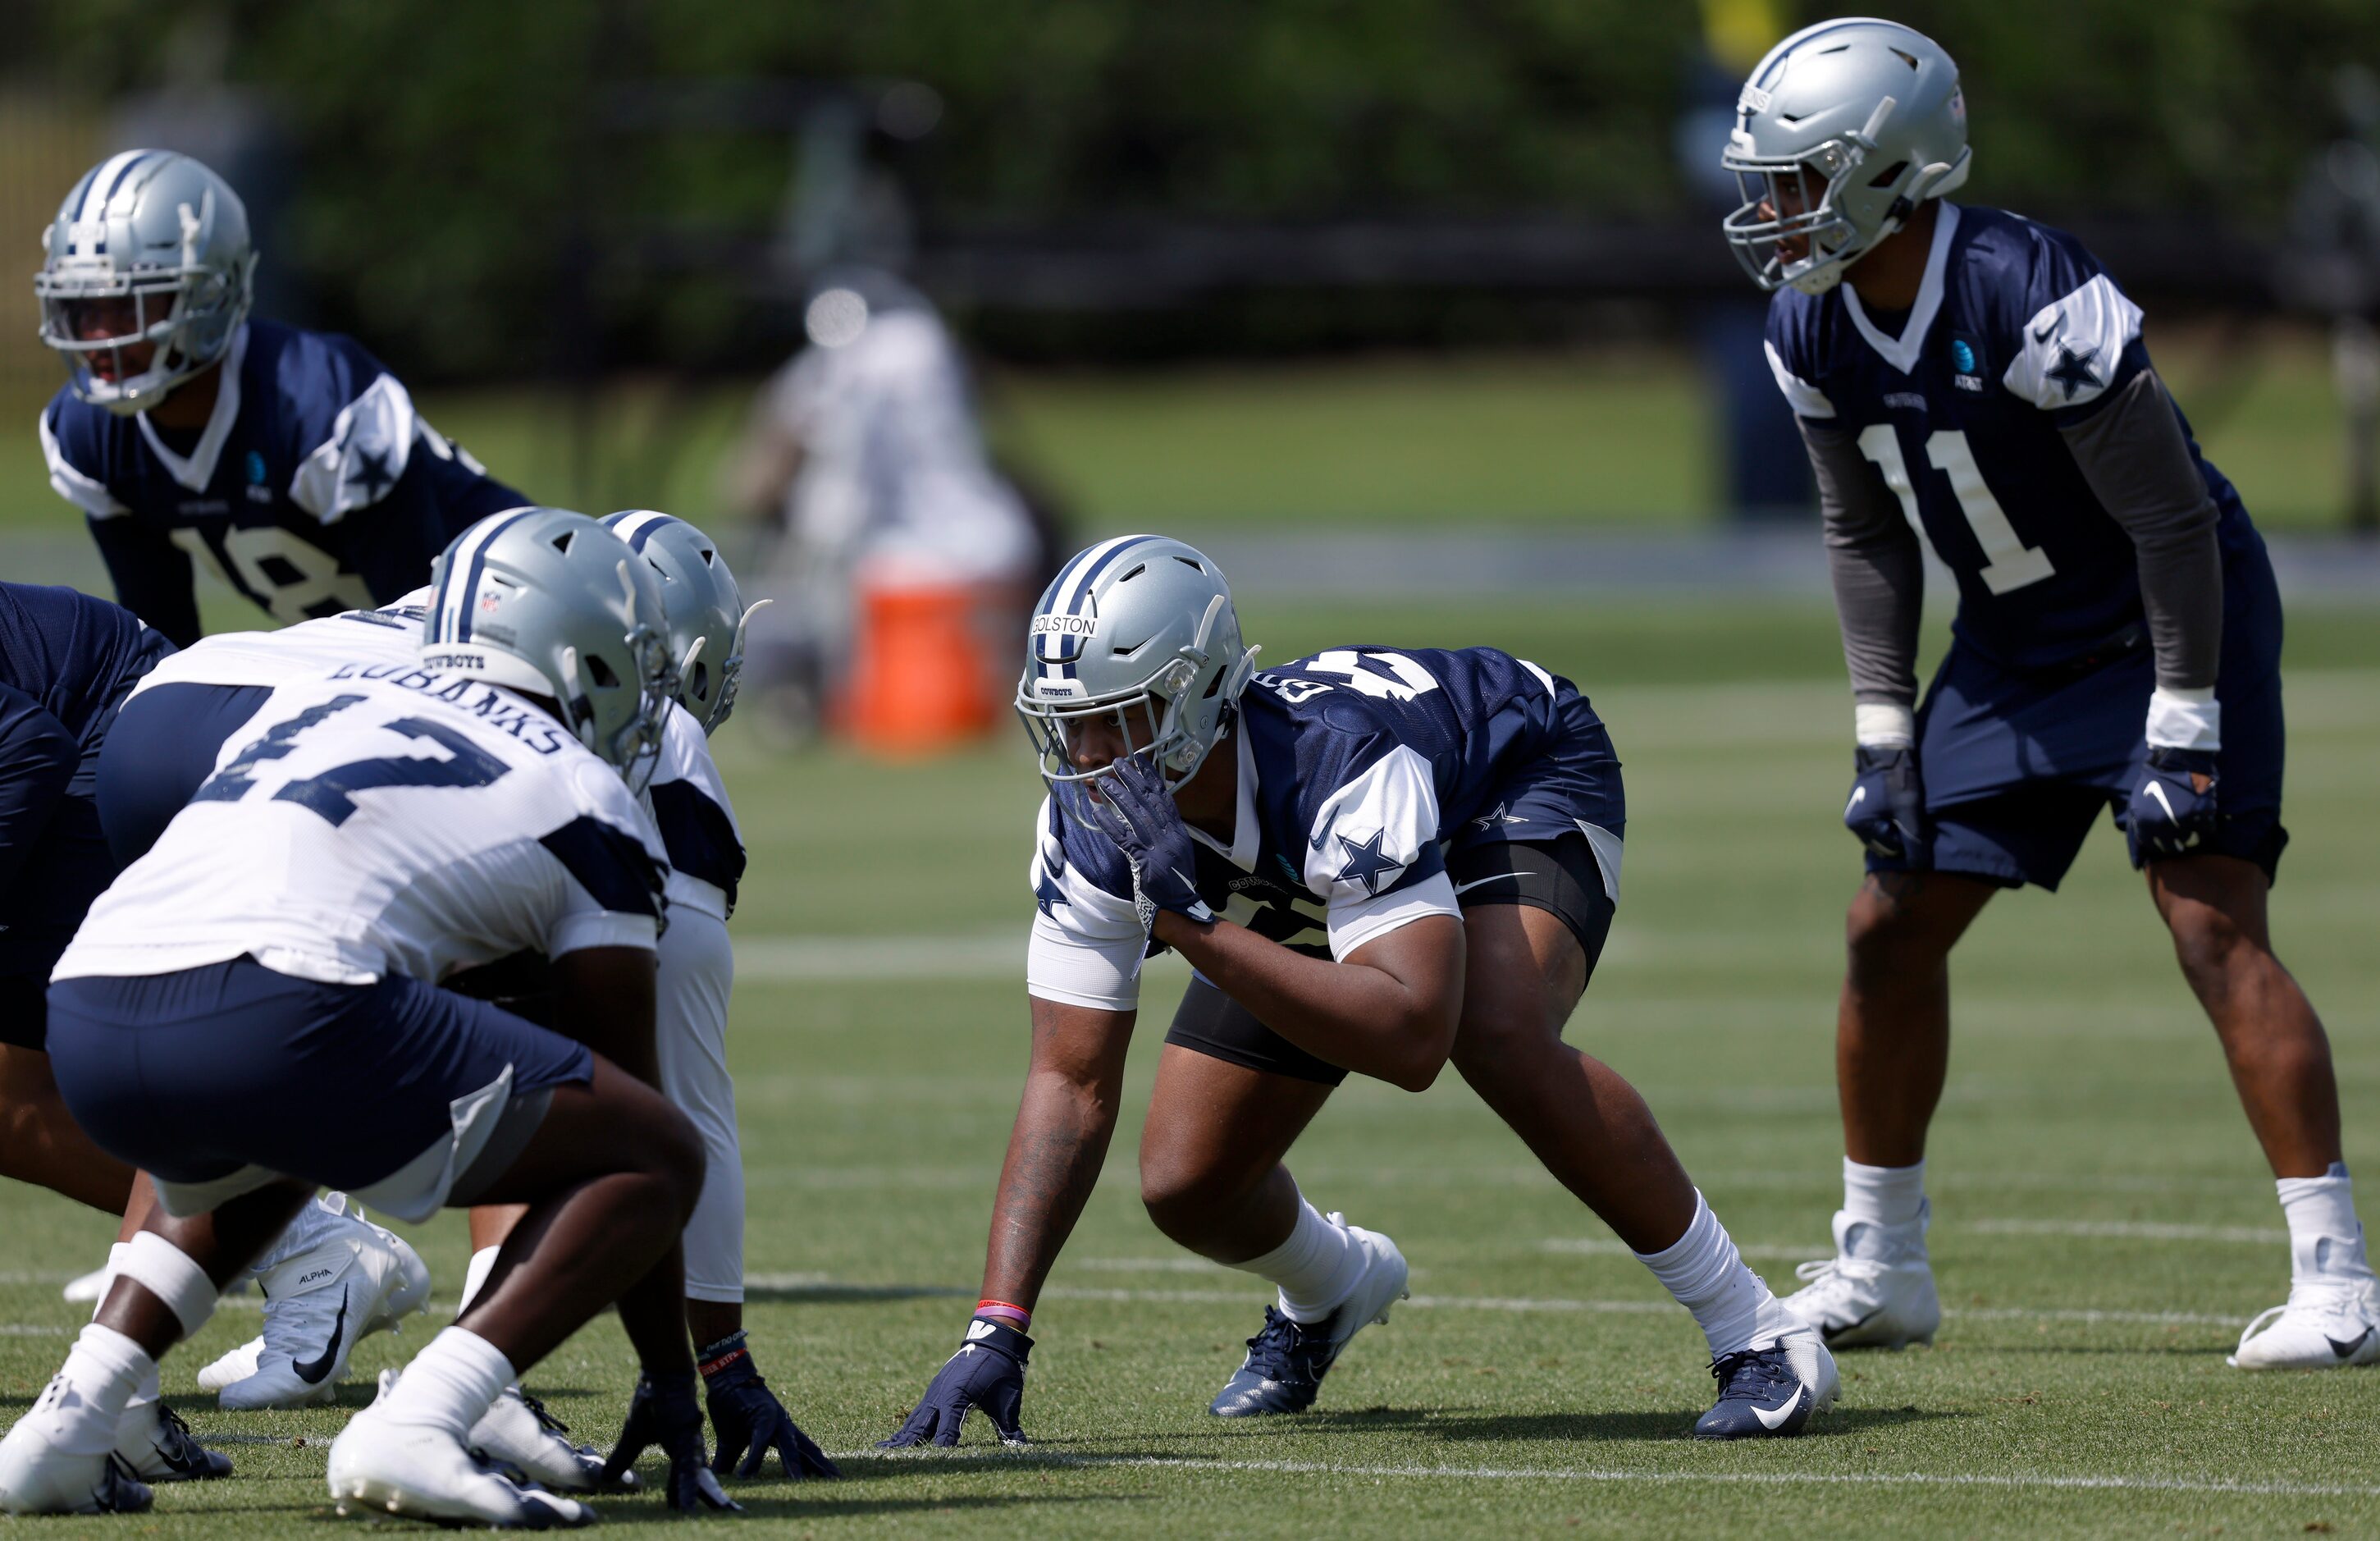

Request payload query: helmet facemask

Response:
[36,176,254,415]
[1017,592,1257,796]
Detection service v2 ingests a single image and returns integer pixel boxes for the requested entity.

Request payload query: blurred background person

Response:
[723,267,1049,750]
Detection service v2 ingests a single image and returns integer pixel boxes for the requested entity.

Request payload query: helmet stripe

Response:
[80,150,153,220]
[1045,534,1140,619]
[436,507,541,643]
[1061,534,1153,618]
[608,510,678,551]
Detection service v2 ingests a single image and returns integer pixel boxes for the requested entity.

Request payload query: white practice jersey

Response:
[123,586,744,916]
[126,587,435,697]
[56,668,669,986]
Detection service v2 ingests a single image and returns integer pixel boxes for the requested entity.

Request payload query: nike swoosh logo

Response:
[1752,1388,1806,1431]
[1845,786,1867,818]
[2032,322,2058,343]
[2144,779,2177,822]
[2328,1328,2373,1360]
[1823,1306,1883,1343]
[293,1287,349,1384]
[1452,873,1522,896]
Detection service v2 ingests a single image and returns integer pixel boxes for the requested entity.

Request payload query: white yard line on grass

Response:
[1966,1219,2285,1244]
[843,1449,2380,1499]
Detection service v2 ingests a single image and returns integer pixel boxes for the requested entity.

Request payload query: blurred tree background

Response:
[16,0,2378,379]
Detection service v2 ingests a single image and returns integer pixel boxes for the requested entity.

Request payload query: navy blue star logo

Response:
[1333,829,1404,898]
[347,446,395,501]
[2045,345,2101,400]
[1034,860,1069,919]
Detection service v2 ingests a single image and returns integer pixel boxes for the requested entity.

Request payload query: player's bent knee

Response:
[643,1104,708,1223]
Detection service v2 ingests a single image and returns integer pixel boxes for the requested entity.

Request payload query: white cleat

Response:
[60,1265,111,1305]
[196,1336,264,1394]
[1780,1205,1942,1351]
[2229,1236,2380,1370]
[327,1373,595,1529]
[0,1374,153,1516]
[469,1387,617,1493]
[214,1210,432,1410]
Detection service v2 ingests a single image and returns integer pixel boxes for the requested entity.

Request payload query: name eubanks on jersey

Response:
[55,669,669,988]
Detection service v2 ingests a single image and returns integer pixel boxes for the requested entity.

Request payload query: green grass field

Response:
[5,600,2379,1536]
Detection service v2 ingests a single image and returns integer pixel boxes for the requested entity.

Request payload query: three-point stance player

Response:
[884,535,1837,1446]
[1720,18,2373,1368]
[0,512,713,1522]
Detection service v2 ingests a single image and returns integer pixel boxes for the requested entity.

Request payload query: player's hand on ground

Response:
[1844,746,1927,866]
[2126,747,2218,864]
[601,1372,744,1513]
[1088,754,1212,929]
[699,1333,842,1480]
[878,1318,1033,1448]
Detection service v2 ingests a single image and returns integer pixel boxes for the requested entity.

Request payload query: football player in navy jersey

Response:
[1722,19,2373,1370]
[881,536,1839,1446]
[34,151,528,649]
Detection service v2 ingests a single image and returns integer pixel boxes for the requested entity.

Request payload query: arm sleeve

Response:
[0,685,79,894]
[85,515,201,649]
[651,903,745,1302]
[1805,419,1925,710]
[2057,368,2223,693]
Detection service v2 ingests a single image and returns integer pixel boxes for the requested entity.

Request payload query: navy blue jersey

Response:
[1765,203,2263,672]
[1026,646,1616,1011]
[0,583,170,994]
[39,319,529,648]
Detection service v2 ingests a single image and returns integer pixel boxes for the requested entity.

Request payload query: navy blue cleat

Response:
[1210,1218,1408,1418]
[1692,1328,1839,1441]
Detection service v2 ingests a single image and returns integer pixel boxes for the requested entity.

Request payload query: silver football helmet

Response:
[1016,534,1260,791]
[1720,18,1971,295]
[34,150,258,414]
[421,508,674,787]
[601,510,768,735]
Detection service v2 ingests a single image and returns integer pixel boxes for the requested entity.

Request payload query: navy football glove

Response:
[2126,746,2219,865]
[878,1317,1032,1448]
[698,1332,842,1481]
[601,1372,742,1514]
[1089,755,1213,931]
[1844,745,1927,867]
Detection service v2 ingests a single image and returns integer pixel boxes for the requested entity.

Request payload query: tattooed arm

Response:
[978,996,1137,1310]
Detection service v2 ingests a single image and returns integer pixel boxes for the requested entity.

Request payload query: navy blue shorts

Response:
[47,958,592,1205]
[1873,546,2288,892]
[94,683,274,867]
[1451,684,1629,859]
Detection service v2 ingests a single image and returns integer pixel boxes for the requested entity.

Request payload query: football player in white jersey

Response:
[0,510,716,1524]
[86,511,834,1480]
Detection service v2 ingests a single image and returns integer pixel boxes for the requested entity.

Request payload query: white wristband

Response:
[1854,702,1916,749]
[2145,686,2221,752]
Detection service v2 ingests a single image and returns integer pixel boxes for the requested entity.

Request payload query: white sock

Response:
[1233,1198,1365,1324]
[248,1193,359,1276]
[381,1327,515,1440]
[1635,1191,1792,1359]
[2278,1164,2372,1278]
[1843,1157,1926,1230]
[52,1324,153,1453]
[456,1246,503,1315]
